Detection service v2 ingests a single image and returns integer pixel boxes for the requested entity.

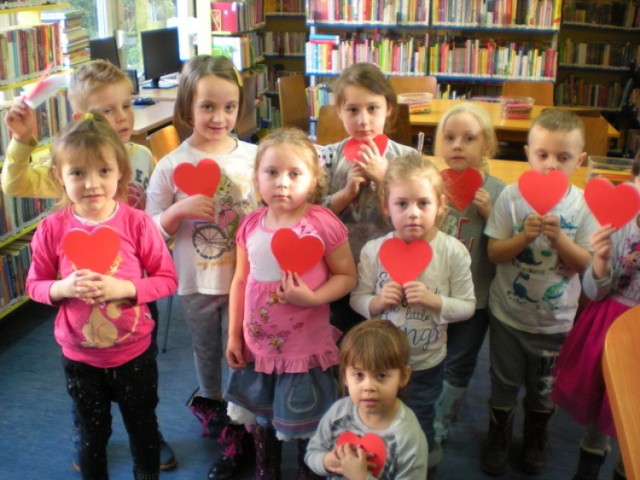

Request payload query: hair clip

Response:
[84,112,94,120]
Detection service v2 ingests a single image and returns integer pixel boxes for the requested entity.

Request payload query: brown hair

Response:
[67,60,133,113]
[339,319,410,387]
[434,102,498,171]
[528,108,586,150]
[174,55,243,130]
[254,128,327,204]
[50,111,131,207]
[633,148,640,178]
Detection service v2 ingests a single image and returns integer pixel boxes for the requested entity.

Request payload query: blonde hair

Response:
[50,111,131,207]
[339,319,410,387]
[67,60,133,113]
[434,102,498,172]
[528,108,586,150]
[254,128,327,204]
[174,55,243,130]
[382,152,447,227]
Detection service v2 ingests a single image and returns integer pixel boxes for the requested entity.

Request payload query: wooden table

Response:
[131,100,176,145]
[411,99,620,145]
[135,86,179,102]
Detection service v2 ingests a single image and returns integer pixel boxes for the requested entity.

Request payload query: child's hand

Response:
[345,164,368,198]
[523,214,543,242]
[276,271,317,307]
[404,281,442,311]
[4,98,37,143]
[356,139,386,185]
[226,336,246,369]
[369,281,403,315]
[473,188,493,219]
[174,194,216,222]
[323,449,343,474]
[542,214,563,244]
[335,444,371,480]
[590,225,615,279]
[50,269,92,301]
[75,273,136,304]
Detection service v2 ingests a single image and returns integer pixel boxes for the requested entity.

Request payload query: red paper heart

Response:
[173,158,221,197]
[271,228,325,275]
[337,432,387,477]
[441,167,484,211]
[379,238,432,284]
[344,134,389,163]
[62,226,121,274]
[584,178,640,229]
[518,170,569,215]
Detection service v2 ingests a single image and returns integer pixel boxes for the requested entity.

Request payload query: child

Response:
[144,55,257,479]
[482,108,598,475]
[350,152,476,476]
[434,103,505,444]
[552,150,640,480]
[224,128,357,478]
[305,319,429,479]
[24,113,178,480]
[2,59,176,471]
[319,62,417,333]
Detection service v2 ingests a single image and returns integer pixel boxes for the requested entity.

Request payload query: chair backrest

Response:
[235,72,258,141]
[147,124,181,164]
[278,75,310,132]
[502,80,554,106]
[389,75,438,96]
[603,304,640,480]
[315,104,413,147]
[580,115,610,157]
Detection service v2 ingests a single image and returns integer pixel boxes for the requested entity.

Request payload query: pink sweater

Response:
[26,202,177,368]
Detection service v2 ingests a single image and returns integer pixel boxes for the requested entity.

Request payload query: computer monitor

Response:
[140,27,182,89]
[89,37,121,68]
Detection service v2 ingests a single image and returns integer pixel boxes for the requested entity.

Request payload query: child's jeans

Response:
[405,362,444,457]
[445,308,490,388]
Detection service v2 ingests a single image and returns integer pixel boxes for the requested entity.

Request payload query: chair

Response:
[147,124,181,164]
[278,74,310,132]
[501,80,555,106]
[580,115,611,157]
[603,305,640,480]
[389,75,438,96]
[315,104,413,147]
[235,72,258,141]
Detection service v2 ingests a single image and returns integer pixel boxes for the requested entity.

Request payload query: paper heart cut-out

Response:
[173,159,221,197]
[441,167,484,211]
[518,170,569,215]
[344,134,389,163]
[271,228,325,275]
[337,432,387,477]
[62,226,121,274]
[379,238,432,284]
[23,72,67,109]
[584,178,640,229]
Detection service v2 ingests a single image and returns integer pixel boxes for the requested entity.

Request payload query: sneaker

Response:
[159,432,177,471]
[186,389,229,438]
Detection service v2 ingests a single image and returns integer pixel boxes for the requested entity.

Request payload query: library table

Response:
[411,99,619,145]
[131,100,176,146]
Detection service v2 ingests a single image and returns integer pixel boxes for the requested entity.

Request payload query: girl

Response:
[553,150,640,480]
[350,152,475,476]
[434,103,505,444]
[144,55,257,479]
[25,112,178,480]
[319,62,417,333]
[225,128,357,479]
[305,319,428,479]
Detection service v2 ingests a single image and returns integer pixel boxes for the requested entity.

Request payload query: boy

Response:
[1,60,176,472]
[481,109,597,475]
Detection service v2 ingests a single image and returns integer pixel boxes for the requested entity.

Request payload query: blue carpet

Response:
[0,299,621,479]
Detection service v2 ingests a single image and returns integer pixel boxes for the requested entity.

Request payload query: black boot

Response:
[573,447,606,480]
[481,406,514,476]
[252,426,282,480]
[207,424,254,480]
[522,407,554,474]
[296,439,322,480]
[187,389,229,438]
[159,431,177,471]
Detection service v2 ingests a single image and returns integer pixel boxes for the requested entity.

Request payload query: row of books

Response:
[0,194,54,240]
[0,23,61,86]
[40,10,90,69]
[555,76,624,110]
[0,0,56,9]
[559,39,640,69]
[264,0,303,14]
[306,0,430,24]
[428,37,557,79]
[0,235,32,309]
[431,0,561,28]
[210,1,265,33]
[211,31,263,70]
[307,83,335,117]
[306,33,429,75]
[263,31,305,56]
[563,0,640,28]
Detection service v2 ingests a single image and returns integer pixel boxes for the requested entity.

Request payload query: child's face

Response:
[384,178,443,243]
[338,85,390,141]
[83,83,134,144]
[57,146,121,221]
[344,365,408,423]
[256,145,316,214]
[190,75,240,144]
[525,125,586,177]
[440,112,487,171]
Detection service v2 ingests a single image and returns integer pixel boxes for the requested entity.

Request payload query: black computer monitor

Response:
[140,27,182,89]
[89,37,121,69]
